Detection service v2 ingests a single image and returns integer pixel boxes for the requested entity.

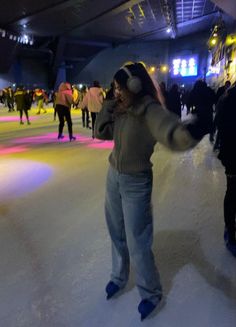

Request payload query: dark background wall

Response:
[20,58,49,89]
[0,31,228,90]
[70,40,169,87]
[0,38,18,88]
[0,58,49,89]
[0,38,18,74]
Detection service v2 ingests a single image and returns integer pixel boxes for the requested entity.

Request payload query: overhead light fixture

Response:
[161,65,168,73]
[23,34,29,42]
[23,24,27,28]
[210,38,217,46]
[0,28,34,46]
[149,66,156,73]
[166,28,171,34]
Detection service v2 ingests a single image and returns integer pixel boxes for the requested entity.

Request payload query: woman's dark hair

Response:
[113,63,158,101]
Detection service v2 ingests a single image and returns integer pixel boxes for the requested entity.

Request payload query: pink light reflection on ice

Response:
[0,145,28,155]
[87,141,113,149]
[12,132,114,148]
[13,132,65,144]
[0,116,38,122]
[76,134,114,149]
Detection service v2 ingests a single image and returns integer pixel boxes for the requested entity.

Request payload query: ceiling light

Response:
[23,34,29,44]
[210,38,217,46]
[149,66,156,73]
[161,65,168,73]
[166,28,171,34]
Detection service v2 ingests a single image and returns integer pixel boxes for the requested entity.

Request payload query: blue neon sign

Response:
[171,56,198,77]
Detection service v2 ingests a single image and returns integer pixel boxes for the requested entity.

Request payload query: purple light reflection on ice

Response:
[0,159,53,201]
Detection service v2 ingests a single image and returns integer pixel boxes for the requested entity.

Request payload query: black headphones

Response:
[121,66,142,94]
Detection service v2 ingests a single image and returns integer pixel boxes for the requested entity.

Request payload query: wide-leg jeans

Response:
[105,165,162,304]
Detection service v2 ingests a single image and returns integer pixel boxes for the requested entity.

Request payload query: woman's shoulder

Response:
[132,95,160,116]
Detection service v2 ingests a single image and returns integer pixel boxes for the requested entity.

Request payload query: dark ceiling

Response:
[0,0,235,65]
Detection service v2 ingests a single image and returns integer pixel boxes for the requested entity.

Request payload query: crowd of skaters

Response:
[0,86,54,124]
[0,79,233,145]
[0,83,105,134]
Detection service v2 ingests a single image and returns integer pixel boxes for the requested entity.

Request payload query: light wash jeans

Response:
[105,165,162,304]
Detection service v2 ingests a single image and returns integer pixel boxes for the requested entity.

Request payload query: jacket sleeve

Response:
[94,100,116,140]
[145,103,203,151]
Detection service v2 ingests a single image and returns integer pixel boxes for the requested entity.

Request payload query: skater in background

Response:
[79,86,90,129]
[188,80,216,143]
[14,86,31,125]
[6,86,15,112]
[82,81,104,138]
[34,88,47,114]
[55,82,76,141]
[52,91,58,121]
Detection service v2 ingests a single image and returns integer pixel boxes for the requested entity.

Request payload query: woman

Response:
[79,86,90,128]
[82,81,104,138]
[14,86,31,125]
[95,63,207,320]
[55,82,76,141]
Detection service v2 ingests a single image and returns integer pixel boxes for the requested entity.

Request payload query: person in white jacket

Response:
[82,81,104,138]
